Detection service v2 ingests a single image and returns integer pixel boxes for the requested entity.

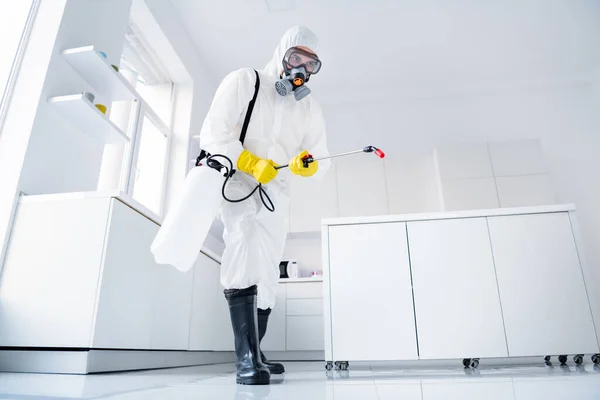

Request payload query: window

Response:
[120,23,174,216]
[0,0,38,131]
[132,112,169,215]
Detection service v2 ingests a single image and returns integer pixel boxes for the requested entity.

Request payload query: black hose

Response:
[205,154,275,212]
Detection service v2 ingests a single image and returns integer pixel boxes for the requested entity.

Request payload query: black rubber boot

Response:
[224,285,271,385]
[257,308,285,374]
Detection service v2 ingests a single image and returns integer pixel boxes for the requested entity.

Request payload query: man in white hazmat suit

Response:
[198,26,330,385]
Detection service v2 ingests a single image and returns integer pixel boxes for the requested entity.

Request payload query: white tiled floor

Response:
[0,362,599,399]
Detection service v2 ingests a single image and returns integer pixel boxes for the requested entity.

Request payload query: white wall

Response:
[0,0,66,271]
[19,0,133,195]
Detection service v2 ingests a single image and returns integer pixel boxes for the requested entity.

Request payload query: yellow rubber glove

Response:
[289,150,319,177]
[237,150,278,184]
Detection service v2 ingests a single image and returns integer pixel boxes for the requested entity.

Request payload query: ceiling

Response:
[170,0,600,105]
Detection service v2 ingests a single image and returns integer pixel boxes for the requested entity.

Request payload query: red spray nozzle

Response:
[363,145,385,159]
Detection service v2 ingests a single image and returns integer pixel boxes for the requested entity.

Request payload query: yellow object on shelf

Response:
[95,104,107,114]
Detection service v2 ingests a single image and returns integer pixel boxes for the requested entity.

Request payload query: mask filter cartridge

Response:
[275,66,311,101]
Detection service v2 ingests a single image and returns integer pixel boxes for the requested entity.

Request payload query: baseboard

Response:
[0,349,235,374]
[0,349,89,374]
[87,349,235,373]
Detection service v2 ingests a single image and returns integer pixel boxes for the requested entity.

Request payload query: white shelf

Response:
[48,94,129,144]
[62,45,138,102]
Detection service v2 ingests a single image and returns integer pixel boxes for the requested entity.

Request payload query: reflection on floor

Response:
[0,361,599,399]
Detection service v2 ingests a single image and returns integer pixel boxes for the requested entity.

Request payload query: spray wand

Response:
[275,145,385,170]
[206,145,385,212]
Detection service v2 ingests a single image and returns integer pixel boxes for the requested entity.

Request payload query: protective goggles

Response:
[282,47,322,74]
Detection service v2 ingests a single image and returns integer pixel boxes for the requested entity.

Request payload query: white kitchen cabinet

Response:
[323,204,599,366]
[488,139,547,177]
[287,315,324,351]
[92,199,155,349]
[385,155,439,215]
[327,222,418,361]
[0,193,194,351]
[289,165,338,232]
[0,198,110,347]
[286,281,322,299]
[188,253,233,351]
[441,178,499,211]
[336,154,388,218]
[150,262,194,350]
[488,212,598,357]
[281,280,324,352]
[287,299,322,316]
[407,218,508,359]
[260,284,286,351]
[434,142,494,180]
[495,174,554,208]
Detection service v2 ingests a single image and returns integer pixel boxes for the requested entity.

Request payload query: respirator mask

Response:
[275,47,322,101]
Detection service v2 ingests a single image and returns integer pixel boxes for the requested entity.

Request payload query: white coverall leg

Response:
[219,175,289,310]
[198,26,330,310]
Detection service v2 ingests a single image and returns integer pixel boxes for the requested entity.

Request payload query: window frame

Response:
[119,20,177,219]
[125,93,174,218]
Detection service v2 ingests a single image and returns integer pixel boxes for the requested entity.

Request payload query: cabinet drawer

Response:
[286,299,323,316]
[286,282,323,299]
[286,316,324,351]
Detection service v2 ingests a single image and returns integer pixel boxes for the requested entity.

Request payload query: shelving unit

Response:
[48,94,129,144]
[61,45,138,101]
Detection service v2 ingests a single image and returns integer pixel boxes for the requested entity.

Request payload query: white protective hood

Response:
[263,26,319,78]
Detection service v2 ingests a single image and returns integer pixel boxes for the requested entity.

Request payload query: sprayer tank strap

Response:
[195,70,259,167]
[239,69,260,145]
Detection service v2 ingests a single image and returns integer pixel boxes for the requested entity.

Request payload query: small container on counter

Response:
[95,104,107,114]
[82,92,95,103]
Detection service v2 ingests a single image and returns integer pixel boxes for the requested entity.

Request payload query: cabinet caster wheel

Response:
[326,362,333,371]
[340,361,349,371]
[574,355,584,365]
[470,359,480,369]
[462,358,471,368]
[592,354,600,365]
[558,355,568,365]
[544,356,552,366]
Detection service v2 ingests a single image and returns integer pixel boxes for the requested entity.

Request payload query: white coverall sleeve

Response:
[302,100,330,180]
[198,68,256,164]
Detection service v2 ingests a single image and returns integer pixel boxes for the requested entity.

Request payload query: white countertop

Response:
[279,277,323,283]
[20,190,229,265]
[322,204,576,226]
[20,190,163,225]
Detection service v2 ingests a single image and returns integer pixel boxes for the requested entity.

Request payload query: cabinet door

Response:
[328,222,418,361]
[92,199,154,349]
[188,253,234,351]
[488,213,598,356]
[336,155,388,218]
[289,165,338,232]
[260,284,286,351]
[0,198,110,347]
[287,315,324,351]
[407,218,508,359]
[150,262,194,350]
